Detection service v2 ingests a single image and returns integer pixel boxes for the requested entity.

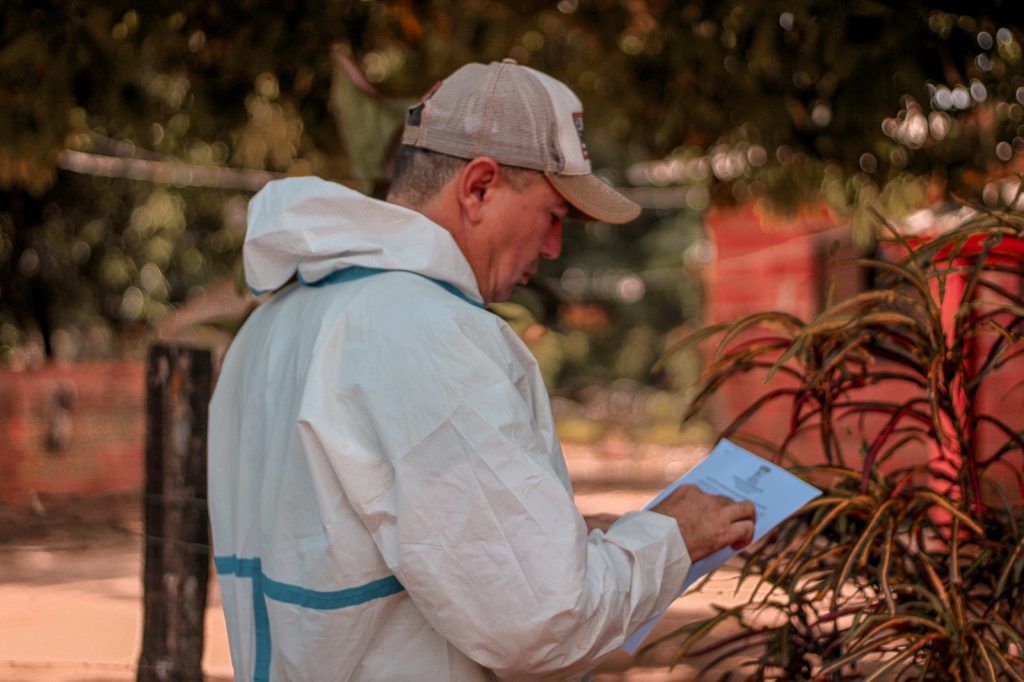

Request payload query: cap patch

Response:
[572,112,589,160]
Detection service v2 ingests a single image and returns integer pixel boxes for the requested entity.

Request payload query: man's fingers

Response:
[726,502,756,549]
[654,486,760,561]
[729,519,756,550]
[727,500,756,523]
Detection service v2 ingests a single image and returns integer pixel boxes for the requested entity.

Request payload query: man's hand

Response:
[651,484,756,563]
[583,513,620,534]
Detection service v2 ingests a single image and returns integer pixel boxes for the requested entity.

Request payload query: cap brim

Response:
[545,172,641,224]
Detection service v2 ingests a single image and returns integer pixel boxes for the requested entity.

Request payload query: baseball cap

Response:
[401,59,641,224]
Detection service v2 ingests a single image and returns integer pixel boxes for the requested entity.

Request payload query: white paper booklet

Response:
[622,439,822,653]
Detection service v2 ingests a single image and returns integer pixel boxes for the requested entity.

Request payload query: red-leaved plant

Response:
[650,208,1024,680]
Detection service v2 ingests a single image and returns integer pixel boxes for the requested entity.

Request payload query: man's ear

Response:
[457,157,501,222]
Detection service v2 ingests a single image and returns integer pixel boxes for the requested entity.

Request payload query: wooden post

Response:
[137,344,213,682]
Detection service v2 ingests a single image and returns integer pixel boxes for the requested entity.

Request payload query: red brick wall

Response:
[968,267,1024,501]
[702,204,839,456]
[702,205,1023,502]
[0,361,146,506]
[702,205,930,470]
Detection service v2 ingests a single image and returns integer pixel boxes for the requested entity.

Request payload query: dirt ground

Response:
[0,443,756,681]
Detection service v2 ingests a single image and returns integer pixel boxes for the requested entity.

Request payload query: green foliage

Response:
[0,175,245,363]
[326,45,413,191]
[656,210,1024,679]
[527,206,706,388]
[4,0,1024,373]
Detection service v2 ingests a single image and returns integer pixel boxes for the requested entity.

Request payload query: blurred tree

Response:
[2,1,1023,376]
[613,1,1024,236]
[1,0,365,362]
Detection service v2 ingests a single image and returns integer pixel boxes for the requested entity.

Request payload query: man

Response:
[209,60,755,681]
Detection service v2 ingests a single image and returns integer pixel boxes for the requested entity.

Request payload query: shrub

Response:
[653,208,1024,680]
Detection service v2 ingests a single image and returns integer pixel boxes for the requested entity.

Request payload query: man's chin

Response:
[489,285,517,304]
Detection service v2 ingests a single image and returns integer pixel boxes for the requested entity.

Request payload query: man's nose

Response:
[541,221,563,260]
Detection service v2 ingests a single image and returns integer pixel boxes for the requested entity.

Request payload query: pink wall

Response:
[702,204,1023,502]
[703,204,839,458]
[0,361,146,506]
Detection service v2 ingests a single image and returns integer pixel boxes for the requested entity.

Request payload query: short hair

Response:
[388,145,544,207]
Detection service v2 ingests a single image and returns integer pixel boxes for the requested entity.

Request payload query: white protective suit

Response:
[208,177,691,682]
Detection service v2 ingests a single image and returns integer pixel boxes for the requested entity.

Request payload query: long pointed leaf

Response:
[639,604,745,657]
[827,498,898,607]
[771,497,870,583]
[970,631,999,681]
[851,255,938,324]
[995,532,1024,601]
[861,634,945,682]
[980,640,1024,682]
[975,414,1024,465]
[879,517,898,614]
[714,312,805,358]
[817,631,913,676]
[914,490,985,535]
[721,388,800,438]
[654,320,737,372]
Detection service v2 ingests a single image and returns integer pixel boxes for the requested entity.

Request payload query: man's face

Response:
[469,172,568,304]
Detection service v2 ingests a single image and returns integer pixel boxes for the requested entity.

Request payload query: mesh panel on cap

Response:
[407,63,563,172]
[401,62,641,223]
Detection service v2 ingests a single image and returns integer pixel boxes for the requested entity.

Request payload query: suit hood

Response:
[244,177,481,303]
